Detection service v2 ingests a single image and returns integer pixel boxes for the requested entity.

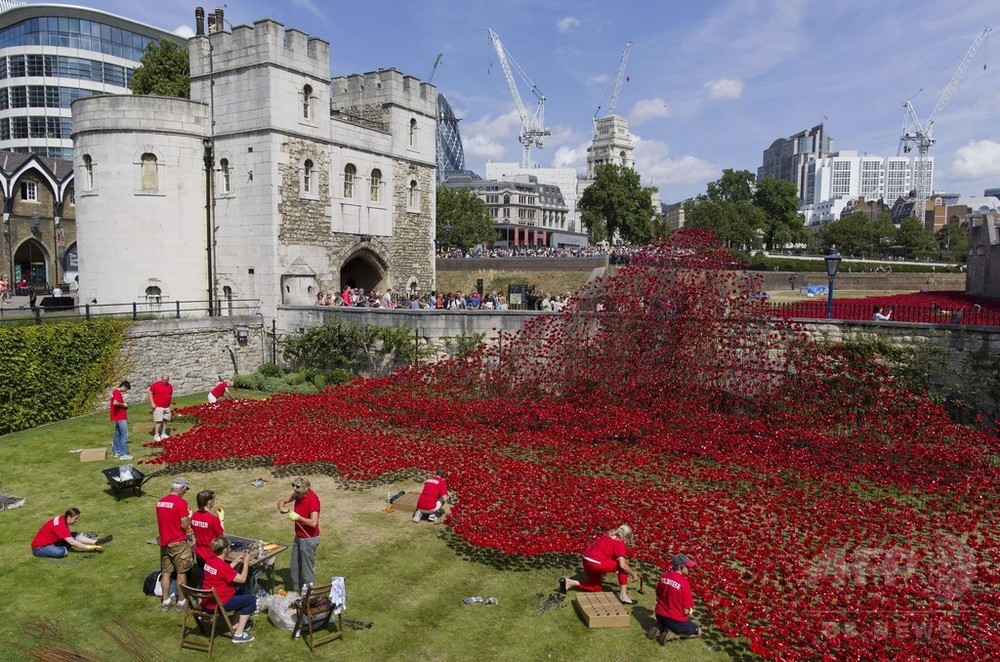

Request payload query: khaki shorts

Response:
[153,407,172,423]
[160,541,195,574]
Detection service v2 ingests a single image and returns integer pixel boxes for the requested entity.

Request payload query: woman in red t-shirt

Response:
[201,536,256,643]
[191,490,226,565]
[559,524,641,604]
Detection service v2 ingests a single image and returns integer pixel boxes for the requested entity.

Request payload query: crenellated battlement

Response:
[189,18,330,82]
[331,68,436,117]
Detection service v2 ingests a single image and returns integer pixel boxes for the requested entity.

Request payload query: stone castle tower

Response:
[73,11,437,325]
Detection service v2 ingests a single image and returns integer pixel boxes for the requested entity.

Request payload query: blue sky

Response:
[86,0,1000,203]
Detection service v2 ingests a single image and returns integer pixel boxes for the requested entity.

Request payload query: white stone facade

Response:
[72,18,437,327]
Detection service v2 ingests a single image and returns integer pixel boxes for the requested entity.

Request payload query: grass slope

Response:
[0,392,736,661]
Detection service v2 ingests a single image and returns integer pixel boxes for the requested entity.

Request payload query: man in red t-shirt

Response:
[207,378,232,404]
[157,477,195,611]
[201,536,256,643]
[109,380,132,459]
[31,507,106,557]
[412,468,450,523]
[148,373,174,442]
[649,553,701,644]
[277,476,321,590]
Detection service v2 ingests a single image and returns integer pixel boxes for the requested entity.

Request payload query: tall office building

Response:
[0,3,181,159]
[758,124,833,203]
[586,114,634,178]
[436,93,466,183]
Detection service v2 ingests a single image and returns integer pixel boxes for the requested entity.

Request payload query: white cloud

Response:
[462,109,522,163]
[629,98,670,125]
[551,142,590,174]
[951,140,1000,179]
[173,25,195,39]
[705,78,744,100]
[557,16,580,33]
[632,135,718,197]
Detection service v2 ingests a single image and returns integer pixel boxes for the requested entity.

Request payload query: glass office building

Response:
[0,3,181,159]
[436,93,466,183]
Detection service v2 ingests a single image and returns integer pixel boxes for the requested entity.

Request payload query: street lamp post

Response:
[824,246,842,319]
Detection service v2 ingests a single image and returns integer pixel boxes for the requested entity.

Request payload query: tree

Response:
[435,187,497,250]
[896,216,934,256]
[753,178,806,251]
[683,170,764,251]
[131,40,190,98]
[818,211,876,256]
[578,164,656,244]
[935,223,968,254]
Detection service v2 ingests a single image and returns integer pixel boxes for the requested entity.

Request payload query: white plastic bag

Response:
[267,591,300,632]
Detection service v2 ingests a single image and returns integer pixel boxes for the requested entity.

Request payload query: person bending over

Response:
[648,553,702,644]
[412,467,450,523]
[560,524,640,604]
[31,508,108,557]
[201,536,256,644]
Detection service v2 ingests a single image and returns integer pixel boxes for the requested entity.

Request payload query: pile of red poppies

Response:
[163,231,1000,660]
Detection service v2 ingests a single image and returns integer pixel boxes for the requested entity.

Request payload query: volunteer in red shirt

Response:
[157,477,195,612]
[31,508,106,557]
[277,476,321,590]
[648,553,701,644]
[208,378,232,404]
[148,373,174,442]
[201,536,256,643]
[412,467,450,523]
[560,524,640,605]
[109,380,132,460]
[191,490,226,564]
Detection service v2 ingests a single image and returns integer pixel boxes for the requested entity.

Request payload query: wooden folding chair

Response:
[291,582,344,651]
[179,585,237,656]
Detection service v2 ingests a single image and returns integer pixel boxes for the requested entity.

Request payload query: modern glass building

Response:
[436,93,466,183]
[0,3,181,159]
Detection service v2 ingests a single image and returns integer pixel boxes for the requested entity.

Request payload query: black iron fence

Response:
[768,300,1000,326]
[0,298,260,325]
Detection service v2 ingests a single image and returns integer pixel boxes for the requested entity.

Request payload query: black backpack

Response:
[142,571,160,596]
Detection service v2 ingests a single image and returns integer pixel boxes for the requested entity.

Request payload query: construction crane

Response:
[488,28,549,168]
[594,41,632,120]
[428,53,443,83]
[899,26,991,219]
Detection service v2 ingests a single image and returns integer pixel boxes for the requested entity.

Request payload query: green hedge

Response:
[0,319,132,435]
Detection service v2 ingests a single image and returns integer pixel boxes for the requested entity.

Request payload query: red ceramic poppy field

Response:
[159,231,1000,660]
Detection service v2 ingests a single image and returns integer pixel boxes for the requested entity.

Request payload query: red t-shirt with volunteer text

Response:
[416,475,448,511]
[31,515,72,548]
[109,389,128,421]
[292,490,321,538]
[584,535,626,564]
[655,569,694,621]
[210,381,228,398]
[156,493,190,546]
[201,555,237,607]
[191,510,225,561]
[149,381,173,408]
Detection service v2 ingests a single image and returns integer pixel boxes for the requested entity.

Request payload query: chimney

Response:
[214,7,224,33]
[195,7,205,36]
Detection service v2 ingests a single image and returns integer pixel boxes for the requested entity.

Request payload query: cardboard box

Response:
[573,592,631,628]
[391,491,420,511]
[80,448,107,462]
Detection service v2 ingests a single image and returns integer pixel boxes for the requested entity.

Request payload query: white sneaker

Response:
[428,514,438,522]
[153,435,161,442]
[119,454,134,460]
[161,434,170,440]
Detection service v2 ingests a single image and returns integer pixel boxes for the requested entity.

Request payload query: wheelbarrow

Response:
[101,466,152,501]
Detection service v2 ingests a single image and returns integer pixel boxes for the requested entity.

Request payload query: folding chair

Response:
[179,585,238,656]
[291,582,344,651]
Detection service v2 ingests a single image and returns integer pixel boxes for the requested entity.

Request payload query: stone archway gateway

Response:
[340,248,388,294]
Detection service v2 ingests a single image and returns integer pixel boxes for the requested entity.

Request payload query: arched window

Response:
[409,118,417,147]
[303,159,314,194]
[408,179,419,209]
[503,193,510,205]
[370,168,381,202]
[223,285,233,316]
[343,163,356,199]
[219,158,231,194]
[82,154,94,191]
[145,285,162,304]
[302,84,313,120]
[140,153,157,192]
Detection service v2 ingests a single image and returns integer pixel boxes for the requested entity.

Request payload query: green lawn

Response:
[0,392,740,661]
